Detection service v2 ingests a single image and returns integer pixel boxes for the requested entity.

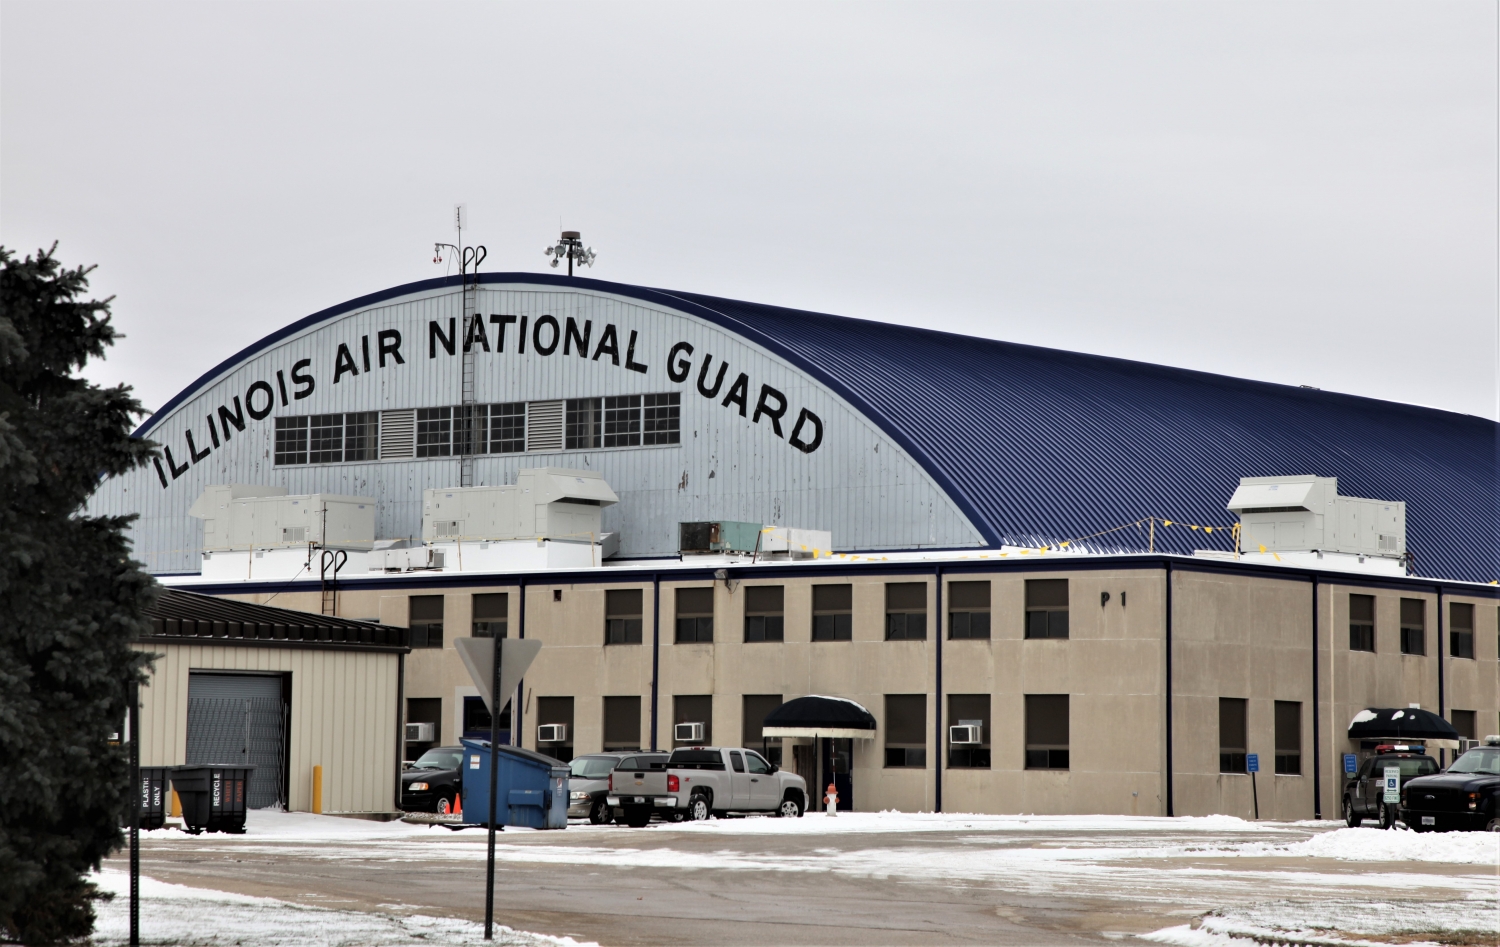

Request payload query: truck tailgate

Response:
[612,768,668,800]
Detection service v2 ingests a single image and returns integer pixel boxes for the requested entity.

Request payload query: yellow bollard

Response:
[169,790,182,818]
[312,765,323,814]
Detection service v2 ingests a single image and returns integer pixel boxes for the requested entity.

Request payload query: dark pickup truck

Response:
[1401,739,1500,832]
[1342,746,1439,829]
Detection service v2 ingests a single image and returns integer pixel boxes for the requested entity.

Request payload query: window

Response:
[536,696,574,763]
[404,697,442,759]
[471,593,508,638]
[489,402,525,454]
[603,696,641,750]
[1274,701,1301,775]
[416,407,452,457]
[309,414,343,464]
[565,397,602,449]
[1451,709,1477,742]
[643,392,681,445]
[1400,598,1426,655]
[1219,697,1247,773]
[885,583,927,640]
[812,585,853,641]
[742,695,784,766]
[408,595,444,648]
[1025,694,1069,769]
[464,694,507,738]
[603,395,642,447]
[344,411,379,461]
[948,694,990,768]
[948,581,991,640]
[274,416,308,466]
[1450,602,1475,659]
[1349,594,1375,652]
[675,587,714,643]
[884,694,927,768]
[1025,579,1069,639]
[744,586,784,642]
[673,695,712,746]
[745,751,772,775]
[606,589,643,644]
[454,404,488,455]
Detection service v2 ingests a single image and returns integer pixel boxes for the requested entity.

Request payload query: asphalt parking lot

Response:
[104,811,1499,946]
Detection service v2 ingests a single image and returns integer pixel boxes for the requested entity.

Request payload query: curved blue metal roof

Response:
[136,272,1499,583]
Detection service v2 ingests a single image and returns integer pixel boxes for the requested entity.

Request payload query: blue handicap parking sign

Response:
[1246,753,1259,773]
[1344,754,1357,774]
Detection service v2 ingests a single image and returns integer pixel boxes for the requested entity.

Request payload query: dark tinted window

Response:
[813,585,852,641]
[1025,579,1068,639]
[1399,598,1426,655]
[1219,697,1247,773]
[884,694,926,768]
[606,588,644,645]
[1025,694,1069,769]
[886,583,927,641]
[1349,594,1375,652]
[669,749,727,769]
[745,586,784,642]
[949,581,990,640]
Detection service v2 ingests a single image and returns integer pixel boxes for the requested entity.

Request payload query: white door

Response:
[745,751,777,808]
[727,750,752,807]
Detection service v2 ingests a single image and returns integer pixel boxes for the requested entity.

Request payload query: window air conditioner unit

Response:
[537,723,568,743]
[949,724,982,745]
[405,722,435,742]
[674,722,705,743]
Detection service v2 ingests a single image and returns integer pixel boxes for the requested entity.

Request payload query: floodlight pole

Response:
[484,637,502,940]
[129,678,140,947]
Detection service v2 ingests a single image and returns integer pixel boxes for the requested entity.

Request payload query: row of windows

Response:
[1349,595,1477,659]
[272,393,682,466]
[1218,697,1303,775]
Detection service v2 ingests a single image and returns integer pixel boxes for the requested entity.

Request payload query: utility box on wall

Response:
[1227,475,1405,559]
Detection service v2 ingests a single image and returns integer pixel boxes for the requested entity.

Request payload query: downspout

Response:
[1164,560,1173,817]
[934,565,943,814]
[1436,584,1445,767]
[650,574,661,752]
[1311,574,1321,820]
[516,578,526,747]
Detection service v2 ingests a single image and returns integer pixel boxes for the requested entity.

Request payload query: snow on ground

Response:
[1145,892,1500,947]
[89,869,595,947]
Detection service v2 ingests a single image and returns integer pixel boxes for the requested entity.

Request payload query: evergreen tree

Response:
[0,244,158,943]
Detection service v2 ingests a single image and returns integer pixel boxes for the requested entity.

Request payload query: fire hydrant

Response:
[824,782,839,816]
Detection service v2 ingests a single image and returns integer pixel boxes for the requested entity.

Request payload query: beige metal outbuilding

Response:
[134,588,409,815]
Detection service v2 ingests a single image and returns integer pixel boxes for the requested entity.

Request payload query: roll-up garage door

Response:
[186,673,287,809]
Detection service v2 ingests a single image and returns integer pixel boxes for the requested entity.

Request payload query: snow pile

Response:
[1280,826,1500,865]
[90,869,595,947]
[636,810,1293,837]
[1145,894,1500,946]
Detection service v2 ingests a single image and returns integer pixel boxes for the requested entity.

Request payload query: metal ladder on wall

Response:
[460,275,478,488]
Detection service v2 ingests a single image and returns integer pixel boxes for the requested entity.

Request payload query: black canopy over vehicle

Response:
[762,695,878,739]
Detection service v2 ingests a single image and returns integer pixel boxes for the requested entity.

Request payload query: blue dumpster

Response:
[459,739,569,829]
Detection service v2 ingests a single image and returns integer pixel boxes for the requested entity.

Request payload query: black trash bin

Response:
[170,765,254,834]
[123,766,172,830]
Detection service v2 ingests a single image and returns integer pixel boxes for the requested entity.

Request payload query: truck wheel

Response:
[1342,797,1361,828]
[688,793,711,821]
[623,806,652,828]
[1486,818,1500,832]
[436,794,453,816]
[1380,803,1396,830]
[776,795,803,819]
[588,800,611,825]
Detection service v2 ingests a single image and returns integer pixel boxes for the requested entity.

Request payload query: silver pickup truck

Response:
[607,746,808,824]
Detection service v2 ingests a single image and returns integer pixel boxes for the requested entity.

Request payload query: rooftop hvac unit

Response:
[405,722,435,743]
[1226,476,1406,560]
[537,723,568,743]
[679,521,762,556]
[949,724,982,745]
[758,526,835,560]
[421,468,618,544]
[190,486,377,552]
[674,722,705,743]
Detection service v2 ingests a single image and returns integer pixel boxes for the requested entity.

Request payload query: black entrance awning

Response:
[762,695,877,740]
[1347,707,1460,749]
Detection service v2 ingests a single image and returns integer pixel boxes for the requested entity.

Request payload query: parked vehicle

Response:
[607,746,807,826]
[400,746,464,814]
[567,752,664,824]
[607,753,678,826]
[1343,745,1439,828]
[1400,738,1500,832]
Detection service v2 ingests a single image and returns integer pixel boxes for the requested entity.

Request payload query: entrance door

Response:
[820,737,853,811]
[186,673,287,809]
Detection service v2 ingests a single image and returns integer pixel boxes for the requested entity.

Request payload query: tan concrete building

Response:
[212,554,1499,820]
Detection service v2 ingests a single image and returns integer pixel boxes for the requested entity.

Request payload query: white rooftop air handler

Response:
[1226,476,1405,560]
[421,468,618,543]
[189,486,377,551]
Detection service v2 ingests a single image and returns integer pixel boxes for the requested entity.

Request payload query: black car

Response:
[1400,740,1500,832]
[401,746,464,814]
[1343,746,1439,828]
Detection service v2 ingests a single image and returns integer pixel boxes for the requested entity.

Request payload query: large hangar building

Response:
[91,272,1500,820]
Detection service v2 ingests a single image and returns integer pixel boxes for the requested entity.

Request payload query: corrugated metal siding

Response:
[92,283,977,572]
[134,642,398,813]
[670,289,1499,584]
[95,272,1497,583]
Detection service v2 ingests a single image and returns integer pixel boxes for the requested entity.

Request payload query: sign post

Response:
[1246,753,1259,821]
[1382,765,1401,830]
[454,637,542,940]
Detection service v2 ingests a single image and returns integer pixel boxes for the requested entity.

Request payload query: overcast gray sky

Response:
[3,1,1497,421]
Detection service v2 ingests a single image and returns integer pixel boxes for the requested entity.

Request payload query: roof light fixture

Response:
[544,230,596,276]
